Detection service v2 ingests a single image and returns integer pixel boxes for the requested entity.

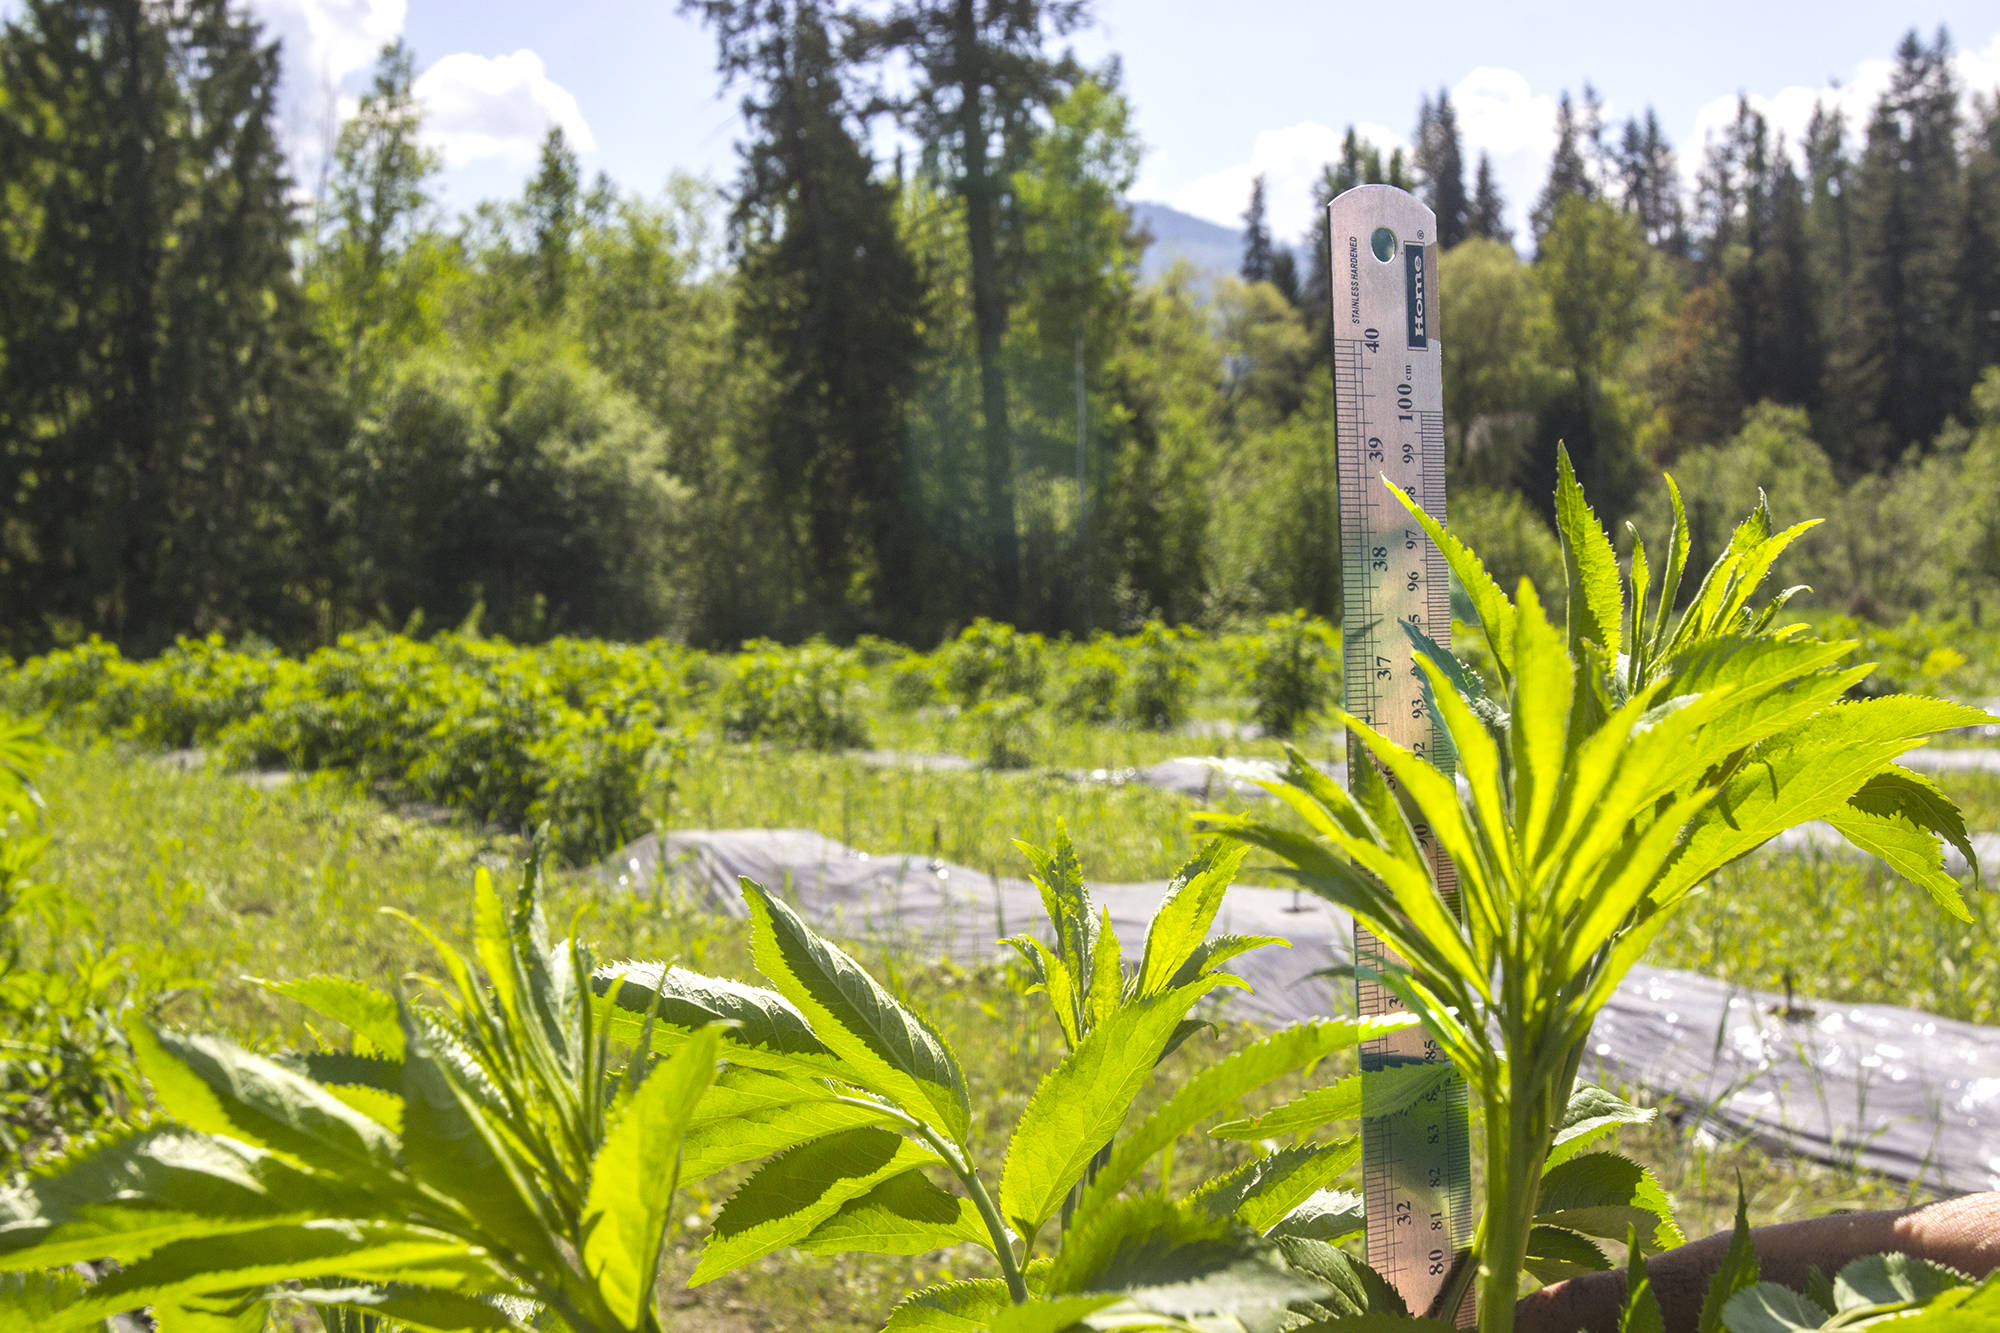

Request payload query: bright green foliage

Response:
[0,716,139,1167]
[719,639,870,749]
[0,855,723,1331]
[1246,611,1339,737]
[1720,1254,1984,1331]
[598,830,1410,1324]
[1202,449,1992,1332]
[939,620,1050,707]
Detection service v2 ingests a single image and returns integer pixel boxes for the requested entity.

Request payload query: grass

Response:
[20,728,1973,1329]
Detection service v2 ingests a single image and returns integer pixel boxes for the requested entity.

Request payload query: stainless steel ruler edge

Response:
[1327,184,1475,1328]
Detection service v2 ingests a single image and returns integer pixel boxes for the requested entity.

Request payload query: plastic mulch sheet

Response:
[604,827,2000,1195]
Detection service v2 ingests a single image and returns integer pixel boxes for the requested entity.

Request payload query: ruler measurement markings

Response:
[1328,187,1473,1327]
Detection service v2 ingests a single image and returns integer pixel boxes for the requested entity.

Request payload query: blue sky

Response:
[41,0,2000,244]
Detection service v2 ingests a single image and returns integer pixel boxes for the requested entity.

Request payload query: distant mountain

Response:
[1128,200,1301,300]
[1130,201,1241,291]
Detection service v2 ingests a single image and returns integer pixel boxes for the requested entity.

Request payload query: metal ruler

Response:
[1327,185,1474,1325]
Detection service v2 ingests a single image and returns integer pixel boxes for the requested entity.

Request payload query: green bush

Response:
[1051,640,1126,724]
[1245,611,1337,737]
[968,693,1039,769]
[1120,619,1195,730]
[717,640,868,750]
[938,618,1047,706]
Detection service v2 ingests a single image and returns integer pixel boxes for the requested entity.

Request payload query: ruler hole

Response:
[1371,227,1398,262]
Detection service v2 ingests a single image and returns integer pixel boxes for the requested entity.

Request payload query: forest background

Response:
[4,0,2000,656]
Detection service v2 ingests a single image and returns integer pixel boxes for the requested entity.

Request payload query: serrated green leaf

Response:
[1001,977,1226,1235]
[882,1278,1014,1332]
[23,1223,503,1333]
[1136,841,1247,998]
[1621,1224,1666,1333]
[398,1006,555,1262]
[1699,1184,1760,1333]
[793,1168,992,1257]
[0,1127,375,1271]
[1544,1085,1656,1170]
[1523,1225,1611,1285]
[1893,1273,2000,1329]
[1193,1139,1359,1234]
[1046,1195,1325,1317]
[595,960,857,1079]
[253,976,404,1058]
[1534,1152,1682,1250]
[989,1295,1126,1332]
[1556,445,1624,658]
[1831,1252,1971,1314]
[1083,1018,1399,1219]
[1266,1190,1365,1244]
[1210,1062,1450,1139]
[740,879,971,1142]
[1824,804,1971,921]
[1273,1234,1406,1317]
[284,1282,519,1331]
[1385,477,1516,684]
[691,1125,942,1285]
[1850,765,1980,873]
[678,1066,897,1186]
[581,1025,720,1327]
[1722,1283,1833,1333]
[131,1026,399,1177]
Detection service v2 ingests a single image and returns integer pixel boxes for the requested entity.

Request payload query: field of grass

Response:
[17,728,1953,1330]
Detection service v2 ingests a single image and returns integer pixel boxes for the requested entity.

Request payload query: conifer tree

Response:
[1469,151,1511,244]
[0,0,326,648]
[1240,173,1274,282]
[685,0,927,634]
[1616,108,1684,255]
[1416,88,1469,247]
[1531,90,1596,252]
[1957,97,2000,383]
[525,126,583,316]
[1841,27,1966,467]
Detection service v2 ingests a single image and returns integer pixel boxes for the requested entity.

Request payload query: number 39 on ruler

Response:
[1327,185,1474,1327]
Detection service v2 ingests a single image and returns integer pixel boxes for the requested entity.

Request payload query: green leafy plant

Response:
[1121,621,1196,731]
[594,830,1418,1329]
[938,618,1049,707]
[717,638,870,750]
[1202,450,1992,1332]
[0,854,722,1331]
[1245,611,1337,738]
[0,716,140,1169]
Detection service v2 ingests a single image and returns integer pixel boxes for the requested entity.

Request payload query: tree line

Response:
[1,1,1996,655]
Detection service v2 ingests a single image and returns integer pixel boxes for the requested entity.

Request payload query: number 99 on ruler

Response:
[1328,184,1473,1327]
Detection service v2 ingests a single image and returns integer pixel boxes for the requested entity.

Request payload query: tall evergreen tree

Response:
[1841,27,1966,467]
[1267,247,1300,306]
[1469,151,1511,244]
[1531,90,1596,252]
[1240,173,1274,282]
[1415,88,1469,248]
[685,0,927,634]
[0,0,327,648]
[874,0,1091,620]
[1957,97,2000,383]
[1616,108,1684,255]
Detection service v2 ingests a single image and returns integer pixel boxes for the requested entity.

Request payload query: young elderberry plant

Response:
[0,853,723,1332]
[1201,447,1994,1333]
[594,830,1426,1330]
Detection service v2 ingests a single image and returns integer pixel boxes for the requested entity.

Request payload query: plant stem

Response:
[916,1125,1030,1305]
[1475,1065,1553,1333]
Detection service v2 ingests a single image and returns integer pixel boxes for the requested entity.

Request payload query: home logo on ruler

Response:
[1405,243,1429,349]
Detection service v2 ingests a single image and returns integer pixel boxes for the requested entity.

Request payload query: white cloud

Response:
[413,50,596,168]
[1170,119,1409,244]
[1450,65,1558,241]
[1682,31,2000,190]
[252,0,406,93]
